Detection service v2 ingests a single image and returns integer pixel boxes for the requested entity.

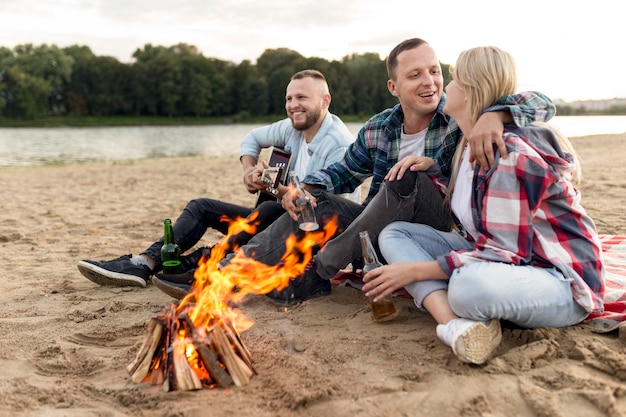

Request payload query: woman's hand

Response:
[362,261,446,302]
[362,263,417,301]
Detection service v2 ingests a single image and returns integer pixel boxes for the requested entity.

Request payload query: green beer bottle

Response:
[161,218,182,274]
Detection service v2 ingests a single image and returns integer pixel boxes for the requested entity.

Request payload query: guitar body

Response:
[255,148,292,207]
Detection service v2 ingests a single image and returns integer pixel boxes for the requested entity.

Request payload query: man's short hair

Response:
[291,69,327,82]
[386,38,429,80]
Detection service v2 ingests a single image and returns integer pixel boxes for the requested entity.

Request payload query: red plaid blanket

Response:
[331,234,626,333]
[586,235,626,333]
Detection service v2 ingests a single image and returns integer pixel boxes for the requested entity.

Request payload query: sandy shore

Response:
[1,134,625,417]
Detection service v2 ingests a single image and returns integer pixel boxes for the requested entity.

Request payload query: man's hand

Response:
[243,160,272,194]
[467,111,509,170]
[281,184,317,222]
[384,156,435,181]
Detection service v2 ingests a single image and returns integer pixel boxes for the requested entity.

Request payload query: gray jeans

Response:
[222,172,451,279]
[315,171,452,279]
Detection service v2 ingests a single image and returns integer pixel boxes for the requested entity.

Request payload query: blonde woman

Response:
[362,46,605,365]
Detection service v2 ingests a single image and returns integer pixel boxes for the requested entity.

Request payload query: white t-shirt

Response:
[292,137,311,180]
[450,145,479,241]
[399,126,427,160]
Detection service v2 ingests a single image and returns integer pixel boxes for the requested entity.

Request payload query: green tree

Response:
[2,65,50,118]
[231,60,269,118]
[132,44,183,116]
[11,44,74,115]
[342,53,392,117]
[257,48,306,115]
[62,45,96,115]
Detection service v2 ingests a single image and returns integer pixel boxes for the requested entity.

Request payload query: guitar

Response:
[255,148,291,207]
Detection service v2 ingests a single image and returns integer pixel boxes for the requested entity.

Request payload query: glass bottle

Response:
[161,218,182,274]
[289,170,319,231]
[359,231,397,323]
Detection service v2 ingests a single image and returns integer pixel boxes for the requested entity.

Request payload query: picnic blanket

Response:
[586,235,626,333]
[330,234,626,333]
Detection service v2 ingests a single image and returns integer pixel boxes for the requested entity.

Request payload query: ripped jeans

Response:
[315,171,451,279]
[221,171,451,277]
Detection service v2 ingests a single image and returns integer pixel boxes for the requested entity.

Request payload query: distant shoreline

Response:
[0,114,369,128]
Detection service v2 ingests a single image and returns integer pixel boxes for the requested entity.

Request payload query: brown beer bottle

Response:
[359,231,397,323]
[161,218,182,274]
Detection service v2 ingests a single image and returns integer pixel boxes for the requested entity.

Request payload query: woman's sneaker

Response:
[436,318,501,365]
[77,254,151,288]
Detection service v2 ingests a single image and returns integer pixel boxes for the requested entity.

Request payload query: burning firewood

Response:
[127,213,339,391]
[127,304,255,391]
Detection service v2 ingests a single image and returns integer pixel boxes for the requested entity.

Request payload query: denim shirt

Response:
[239,112,361,202]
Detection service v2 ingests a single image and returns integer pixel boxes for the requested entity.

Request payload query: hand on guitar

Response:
[243,164,265,194]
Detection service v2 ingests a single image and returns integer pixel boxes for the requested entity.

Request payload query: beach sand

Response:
[1,134,625,417]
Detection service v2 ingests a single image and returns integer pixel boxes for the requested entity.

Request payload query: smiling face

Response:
[387,43,443,130]
[285,76,330,132]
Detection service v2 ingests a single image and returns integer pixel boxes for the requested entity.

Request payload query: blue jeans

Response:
[379,222,588,328]
[221,172,452,277]
[142,199,285,271]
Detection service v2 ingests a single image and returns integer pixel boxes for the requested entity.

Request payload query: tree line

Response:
[4,43,622,122]
[0,42,456,121]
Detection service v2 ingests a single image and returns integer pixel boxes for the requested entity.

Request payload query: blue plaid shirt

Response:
[304,91,555,206]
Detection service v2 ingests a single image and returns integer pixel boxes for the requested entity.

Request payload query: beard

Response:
[290,106,322,131]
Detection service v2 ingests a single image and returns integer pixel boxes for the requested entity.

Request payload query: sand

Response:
[1,134,625,417]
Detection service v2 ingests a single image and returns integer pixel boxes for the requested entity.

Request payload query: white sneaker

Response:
[436,318,501,365]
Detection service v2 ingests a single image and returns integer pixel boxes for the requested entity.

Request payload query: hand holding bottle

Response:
[287,171,319,231]
[359,231,397,323]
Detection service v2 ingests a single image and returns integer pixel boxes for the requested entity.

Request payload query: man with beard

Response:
[77,69,359,289]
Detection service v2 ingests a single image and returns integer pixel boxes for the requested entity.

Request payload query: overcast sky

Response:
[1,0,624,102]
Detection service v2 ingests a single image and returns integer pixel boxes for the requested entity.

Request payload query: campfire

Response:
[127,213,338,391]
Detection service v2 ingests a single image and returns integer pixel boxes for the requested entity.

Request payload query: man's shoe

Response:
[77,254,151,288]
[152,275,191,300]
[180,246,213,273]
[266,259,331,306]
[155,269,196,285]
[436,318,502,365]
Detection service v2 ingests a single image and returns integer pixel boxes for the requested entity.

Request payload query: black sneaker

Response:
[152,274,192,300]
[77,254,151,288]
[180,246,213,273]
[266,259,331,306]
[154,269,196,285]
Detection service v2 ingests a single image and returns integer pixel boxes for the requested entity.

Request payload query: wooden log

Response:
[193,341,233,388]
[222,319,255,373]
[233,351,255,382]
[164,305,179,392]
[211,324,252,387]
[179,311,233,388]
[127,318,164,383]
[149,360,165,386]
[172,344,203,391]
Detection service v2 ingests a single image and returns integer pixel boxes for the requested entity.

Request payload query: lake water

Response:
[2,116,625,168]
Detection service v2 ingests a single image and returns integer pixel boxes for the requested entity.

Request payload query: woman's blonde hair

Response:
[454,46,518,126]
[446,47,582,204]
[446,46,518,201]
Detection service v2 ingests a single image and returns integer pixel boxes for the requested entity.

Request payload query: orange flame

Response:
[175,213,338,334]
